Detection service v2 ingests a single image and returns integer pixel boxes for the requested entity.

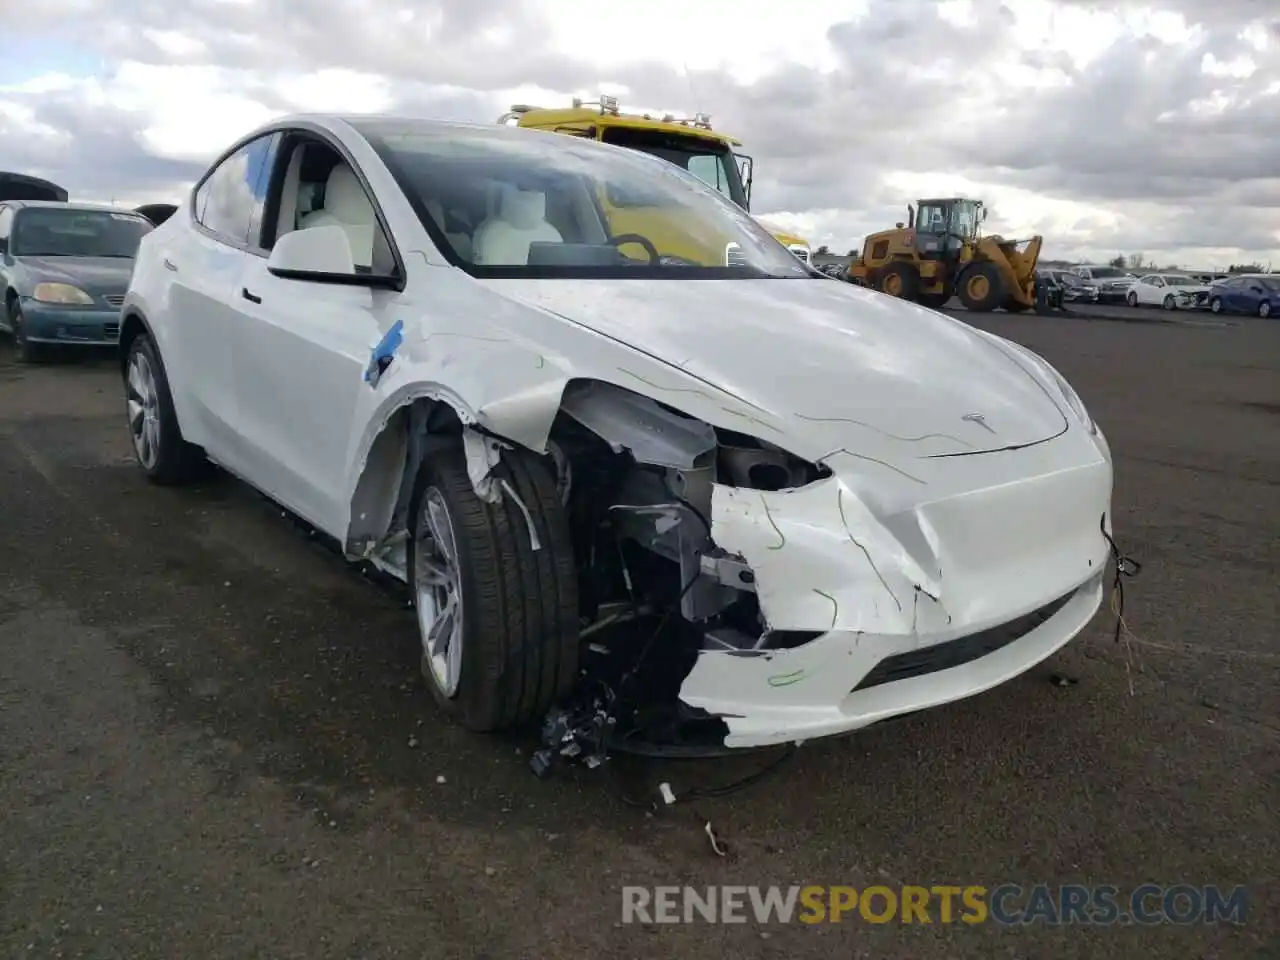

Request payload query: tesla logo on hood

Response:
[962,412,996,434]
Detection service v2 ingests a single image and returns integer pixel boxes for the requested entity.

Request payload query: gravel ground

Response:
[1,314,1276,959]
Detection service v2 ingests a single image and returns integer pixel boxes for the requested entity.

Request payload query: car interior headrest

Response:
[499,187,547,230]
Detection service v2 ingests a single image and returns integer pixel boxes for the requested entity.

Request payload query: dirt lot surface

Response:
[2,314,1277,959]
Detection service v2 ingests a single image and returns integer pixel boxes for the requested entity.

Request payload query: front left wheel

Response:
[8,299,45,364]
[408,442,579,732]
[123,334,208,485]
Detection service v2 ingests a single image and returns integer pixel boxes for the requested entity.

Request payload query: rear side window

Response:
[194,133,279,247]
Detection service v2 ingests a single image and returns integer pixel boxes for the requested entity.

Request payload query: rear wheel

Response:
[123,334,208,485]
[408,442,579,732]
[877,261,920,301]
[957,263,1003,312]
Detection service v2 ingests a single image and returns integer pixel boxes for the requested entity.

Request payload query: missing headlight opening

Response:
[521,381,828,773]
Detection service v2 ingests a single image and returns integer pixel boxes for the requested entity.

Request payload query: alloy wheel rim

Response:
[126,351,161,469]
[415,488,463,698]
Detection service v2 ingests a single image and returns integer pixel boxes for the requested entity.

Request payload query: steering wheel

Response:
[607,233,660,264]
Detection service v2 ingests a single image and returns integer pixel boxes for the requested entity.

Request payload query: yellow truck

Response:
[498,95,812,264]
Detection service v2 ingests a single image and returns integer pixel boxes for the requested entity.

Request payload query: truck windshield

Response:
[598,127,749,209]
[357,119,810,280]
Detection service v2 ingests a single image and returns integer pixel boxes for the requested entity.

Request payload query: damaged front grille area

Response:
[850,587,1078,693]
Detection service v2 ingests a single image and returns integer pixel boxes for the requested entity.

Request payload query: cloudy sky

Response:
[2,0,1277,268]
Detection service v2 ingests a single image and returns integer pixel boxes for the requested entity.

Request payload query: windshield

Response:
[12,208,152,258]
[1161,276,1199,286]
[1087,267,1128,279]
[599,126,748,208]
[355,120,810,280]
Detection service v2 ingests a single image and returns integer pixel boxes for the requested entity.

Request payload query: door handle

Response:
[241,288,262,304]
[163,258,178,272]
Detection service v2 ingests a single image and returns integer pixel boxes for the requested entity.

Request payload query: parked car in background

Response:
[1040,269,1098,303]
[1207,274,1279,318]
[1070,265,1135,303]
[135,203,178,227]
[0,171,68,203]
[0,201,153,361]
[118,113,1114,753]
[1124,273,1211,311]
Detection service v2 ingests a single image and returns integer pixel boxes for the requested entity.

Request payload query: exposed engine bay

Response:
[530,381,830,772]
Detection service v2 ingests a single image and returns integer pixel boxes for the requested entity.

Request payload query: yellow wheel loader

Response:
[846,198,1052,312]
[498,96,813,264]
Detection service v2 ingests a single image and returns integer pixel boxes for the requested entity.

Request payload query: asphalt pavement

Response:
[1,314,1277,959]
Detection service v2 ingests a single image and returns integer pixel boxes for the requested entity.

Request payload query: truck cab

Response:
[500,96,812,265]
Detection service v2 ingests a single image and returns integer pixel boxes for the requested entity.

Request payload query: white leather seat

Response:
[471,186,562,266]
[298,164,376,268]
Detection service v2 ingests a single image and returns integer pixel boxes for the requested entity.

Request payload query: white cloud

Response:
[1,0,1277,269]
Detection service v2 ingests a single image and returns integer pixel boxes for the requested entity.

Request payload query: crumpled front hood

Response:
[480,276,1069,460]
[15,255,134,294]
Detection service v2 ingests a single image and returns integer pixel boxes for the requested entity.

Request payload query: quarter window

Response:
[196,134,278,246]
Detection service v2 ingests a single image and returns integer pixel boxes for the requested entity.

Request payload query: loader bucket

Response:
[978,235,1042,309]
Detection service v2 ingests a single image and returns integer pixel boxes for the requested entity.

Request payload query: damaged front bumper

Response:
[675,440,1113,748]
[680,571,1104,747]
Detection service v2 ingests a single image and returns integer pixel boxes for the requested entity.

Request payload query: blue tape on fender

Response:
[364,318,404,388]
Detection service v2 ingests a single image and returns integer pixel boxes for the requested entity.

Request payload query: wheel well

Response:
[119,311,149,371]
[345,396,471,563]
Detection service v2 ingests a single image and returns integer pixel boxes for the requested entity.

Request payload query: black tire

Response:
[877,261,920,301]
[957,262,1003,312]
[123,333,208,485]
[408,442,579,732]
[1209,297,1222,314]
[1162,294,1176,311]
[1126,291,1138,308]
[917,292,949,310]
[8,299,45,364]
[1259,301,1271,319]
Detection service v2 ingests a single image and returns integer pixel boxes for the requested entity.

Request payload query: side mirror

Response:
[267,226,399,288]
[735,154,754,206]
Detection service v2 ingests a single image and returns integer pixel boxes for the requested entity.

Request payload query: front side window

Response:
[356,120,810,279]
[915,204,947,233]
[197,134,277,246]
[10,208,153,258]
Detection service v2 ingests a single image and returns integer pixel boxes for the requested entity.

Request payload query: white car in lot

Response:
[119,114,1115,751]
[1124,273,1211,311]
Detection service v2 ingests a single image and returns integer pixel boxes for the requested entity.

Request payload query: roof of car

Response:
[4,200,150,216]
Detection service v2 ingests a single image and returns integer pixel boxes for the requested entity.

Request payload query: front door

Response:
[227,134,409,537]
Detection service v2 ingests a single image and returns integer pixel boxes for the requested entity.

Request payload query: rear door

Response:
[161,132,279,471]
